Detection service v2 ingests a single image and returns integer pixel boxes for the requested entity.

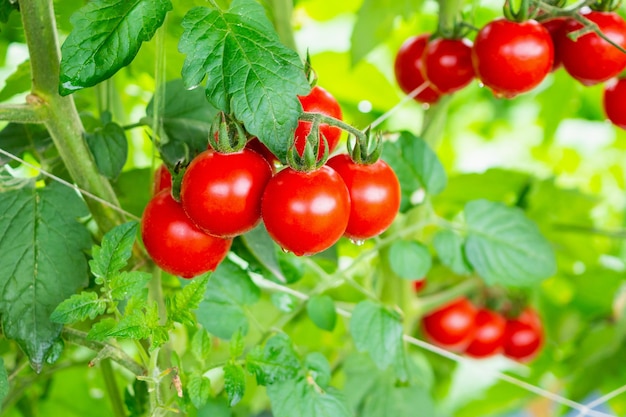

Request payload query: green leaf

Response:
[179,0,311,161]
[167,275,210,327]
[196,260,260,339]
[192,329,212,363]
[124,380,149,417]
[224,362,245,407]
[90,221,139,281]
[0,358,8,405]
[229,328,244,359]
[246,333,301,385]
[388,240,432,280]
[0,182,91,369]
[106,294,152,340]
[113,168,152,218]
[88,317,117,341]
[109,271,152,301]
[304,352,332,389]
[188,373,211,409]
[0,123,52,166]
[267,377,352,417]
[0,60,31,102]
[382,131,447,212]
[50,292,107,324]
[464,199,557,286]
[0,0,18,23]
[433,230,473,275]
[145,79,218,167]
[306,295,337,332]
[59,0,173,94]
[349,301,403,370]
[197,397,232,417]
[241,224,288,283]
[85,122,128,179]
[272,292,298,313]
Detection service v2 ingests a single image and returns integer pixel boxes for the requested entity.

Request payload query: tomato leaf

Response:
[85,122,128,180]
[167,275,210,327]
[306,295,337,332]
[144,79,218,167]
[191,329,212,364]
[50,292,107,324]
[90,221,138,282]
[0,0,18,23]
[304,352,332,389]
[388,240,432,280]
[0,358,7,405]
[224,362,246,407]
[0,60,31,102]
[433,230,473,275]
[230,329,245,359]
[272,292,298,313]
[464,199,557,286]
[88,317,117,341]
[241,224,288,283]
[113,168,152,218]
[188,373,211,409]
[196,260,260,339]
[246,333,301,386]
[109,271,152,301]
[382,131,447,212]
[0,123,52,166]
[266,377,352,417]
[59,0,172,95]
[349,301,403,370]
[179,0,310,161]
[0,182,91,370]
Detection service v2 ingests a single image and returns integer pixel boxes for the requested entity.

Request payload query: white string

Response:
[0,147,140,221]
[573,384,626,417]
[369,81,430,129]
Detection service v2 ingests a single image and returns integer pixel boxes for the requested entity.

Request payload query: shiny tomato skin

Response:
[153,164,172,195]
[394,34,441,104]
[541,17,567,71]
[422,298,477,350]
[327,154,400,240]
[181,149,273,238]
[464,309,506,358]
[604,78,626,129]
[503,308,543,362]
[422,37,475,94]
[294,86,343,160]
[261,165,350,256]
[559,11,626,85]
[246,137,280,167]
[141,190,232,278]
[472,18,553,97]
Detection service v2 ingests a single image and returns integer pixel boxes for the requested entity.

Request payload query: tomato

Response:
[327,154,400,241]
[153,163,172,195]
[141,190,232,278]
[422,298,477,349]
[412,278,427,293]
[294,86,343,160]
[181,148,273,238]
[261,165,350,256]
[464,309,506,358]
[502,308,543,362]
[559,11,626,85]
[422,37,474,94]
[472,18,553,97]
[541,17,567,71]
[604,78,626,129]
[394,34,441,104]
[247,137,280,167]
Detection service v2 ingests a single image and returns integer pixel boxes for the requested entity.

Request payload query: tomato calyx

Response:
[287,116,330,171]
[347,127,382,165]
[503,0,536,22]
[208,111,248,153]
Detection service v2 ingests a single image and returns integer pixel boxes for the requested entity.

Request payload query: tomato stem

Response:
[101,359,127,417]
[267,0,298,51]
[299,111,368,143]
[417,278,482,316]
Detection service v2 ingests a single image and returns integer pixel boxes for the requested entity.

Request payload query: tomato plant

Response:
[464,308,506,358]
[422,298,477,350]
[502,308,544,362]
[394,34,441,104]
[422,37,475,94]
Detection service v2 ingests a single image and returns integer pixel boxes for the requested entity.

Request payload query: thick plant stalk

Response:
[18,0,125,232]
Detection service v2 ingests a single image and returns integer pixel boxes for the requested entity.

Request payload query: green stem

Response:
[416,278,481,315]
[421,95,452,148]
[437,0,463,37]
[553,223,626,238]
[19,0,125,233]
[101,359,126,417]
[267,0,297,51]
[0,102,47,123]
[299,111,368,143]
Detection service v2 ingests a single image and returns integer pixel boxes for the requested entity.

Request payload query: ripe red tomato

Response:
[327,154,400,241]
[141,190,232,278]
[604,78,626,129]
[541,17,567,71]
[181,149,273,238]
[472,18,553,97]
[422,37,475,94]
[261,165,350,256]
[559,11,626,85]
[412,278,427,293]
[294,86,343,160]
[394,34,441,104]
[246,137,280,167]
[422,298,477,350]
[503,308,543,362]
[464,309,506,358]
[153,164,172,195]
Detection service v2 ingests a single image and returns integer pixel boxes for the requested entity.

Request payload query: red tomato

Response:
[503,308,543,362]
[422,37,475,94]
[261,165,350,256]
[294,86,343,160]
[541,17,567,71]
[181,149,273,238]
[246,137,280,167]
[604,78,626,129]
[327,154,400,241]
[140,190,232,278]
[153,164,172,195]
[394,34,441,104]
[559,11,626,85]
[464,309,506,358]
[412,278,427,293]
[422,298,477,350]
[472,18,553,97]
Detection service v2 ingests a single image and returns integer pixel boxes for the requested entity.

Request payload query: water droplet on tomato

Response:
[478,82,485,88]
[350,239,365,246]
[421,103,431,110]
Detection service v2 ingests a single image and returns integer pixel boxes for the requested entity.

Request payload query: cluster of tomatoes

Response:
[394,8,626,129]
[140,86,401,279]
[421,297,544,361]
